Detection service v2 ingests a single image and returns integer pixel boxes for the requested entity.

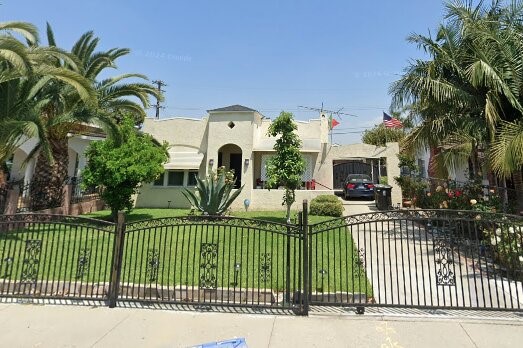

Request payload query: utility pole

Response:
[152,80,167,119]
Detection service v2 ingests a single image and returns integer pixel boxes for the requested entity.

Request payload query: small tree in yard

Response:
[266,111,305,223]
[83,117,168,219]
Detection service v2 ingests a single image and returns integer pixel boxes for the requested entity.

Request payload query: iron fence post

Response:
[285,224,291,305]
[108,211,126,308]
[302,200,309,316]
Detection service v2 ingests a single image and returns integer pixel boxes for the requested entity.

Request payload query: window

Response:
[153,173,164,186]
[187,171,199,186]
[167,171,184,186]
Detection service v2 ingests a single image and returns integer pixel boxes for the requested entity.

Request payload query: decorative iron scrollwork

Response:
[0,248,14,278]
[434,239,456,286]
[21,239,42,283]
[125,216,298,235]
[199,243,218,289]
[308,209,523,235]
[146,249,160,282]
[75,248,90,279]
[259,253,271,283]
[353,248,366,276]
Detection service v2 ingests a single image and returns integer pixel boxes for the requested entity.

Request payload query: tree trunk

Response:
[31,137,69,211]
[501,177,509,213]
[0,168,6,187]
[512,168,523,215]
[428,146,445,179]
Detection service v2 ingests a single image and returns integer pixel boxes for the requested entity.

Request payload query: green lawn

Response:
[0,209,372,296]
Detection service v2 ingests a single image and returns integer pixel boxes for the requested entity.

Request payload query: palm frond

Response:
[0,21,38,45]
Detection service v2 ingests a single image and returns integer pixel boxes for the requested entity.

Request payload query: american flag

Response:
[383,112,403,128]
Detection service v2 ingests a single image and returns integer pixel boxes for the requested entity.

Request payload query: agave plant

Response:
[182,167,244,215]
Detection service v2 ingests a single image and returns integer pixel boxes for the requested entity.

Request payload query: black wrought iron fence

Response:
[1,207,521,315]
[16,183,32,213]
[0,214,115,301]
[308,210,523,312]
[117,216,304,310]
[69,177,102,205]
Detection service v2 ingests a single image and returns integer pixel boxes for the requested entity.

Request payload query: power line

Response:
[152,80,167,119]
[161,105,387,112]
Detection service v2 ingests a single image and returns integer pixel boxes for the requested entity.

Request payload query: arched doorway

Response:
[218,144,242,188]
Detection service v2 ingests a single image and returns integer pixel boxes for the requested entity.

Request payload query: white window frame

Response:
[151,170,201,187]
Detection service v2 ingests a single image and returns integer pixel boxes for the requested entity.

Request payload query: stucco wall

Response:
[248,189,334,211]
[135,185,194,208]
[206,112,257,184]
[135,183,331,212]
[143,117,208,150]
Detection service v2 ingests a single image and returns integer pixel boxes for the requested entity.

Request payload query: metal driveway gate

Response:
[333,161,378,189]
[308,209,523,312]
[113,215,306,313]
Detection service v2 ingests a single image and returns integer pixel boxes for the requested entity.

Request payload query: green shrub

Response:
[310,196,344,217]
[311,194,340,203]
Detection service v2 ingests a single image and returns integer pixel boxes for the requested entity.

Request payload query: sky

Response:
[2,0,446,144]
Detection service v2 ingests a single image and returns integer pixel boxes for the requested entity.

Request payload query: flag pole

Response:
[384,111,387,146]
[329,114,333,144]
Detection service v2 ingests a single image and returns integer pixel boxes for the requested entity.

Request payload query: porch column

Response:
[24,158,35,186]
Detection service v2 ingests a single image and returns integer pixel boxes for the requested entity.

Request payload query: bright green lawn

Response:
[0,209,372,296]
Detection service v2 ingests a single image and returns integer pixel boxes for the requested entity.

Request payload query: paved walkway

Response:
[340,197,377,215]
[337,198,523,310]
[1,302,522,347]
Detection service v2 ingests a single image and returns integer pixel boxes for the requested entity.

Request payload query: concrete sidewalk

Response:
[1,303,522,348]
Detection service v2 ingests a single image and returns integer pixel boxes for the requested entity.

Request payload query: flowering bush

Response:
[487,224,523,278]
[396,176,502,212]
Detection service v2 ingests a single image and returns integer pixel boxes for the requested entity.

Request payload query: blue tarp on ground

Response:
[191,338,247,348]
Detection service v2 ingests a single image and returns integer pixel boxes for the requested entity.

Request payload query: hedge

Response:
[309,195,344,217]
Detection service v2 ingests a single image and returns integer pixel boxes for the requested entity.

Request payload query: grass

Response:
[0,209,372,296]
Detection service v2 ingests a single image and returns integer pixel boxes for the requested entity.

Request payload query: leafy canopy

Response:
[82,117,168,216]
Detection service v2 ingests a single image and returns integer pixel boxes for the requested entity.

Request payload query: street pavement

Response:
[0,301,522,347]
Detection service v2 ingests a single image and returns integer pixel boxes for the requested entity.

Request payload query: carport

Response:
[327,143,401,205]
[332,157,386,189]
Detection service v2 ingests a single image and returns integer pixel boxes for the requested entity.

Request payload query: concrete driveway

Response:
[339,196,378,215]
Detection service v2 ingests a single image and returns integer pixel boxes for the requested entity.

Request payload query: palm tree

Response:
[491,121,523,212]
[390,0,523,210]
[68,30,161,125]
[1,22,94,188]
[28,26,160,209]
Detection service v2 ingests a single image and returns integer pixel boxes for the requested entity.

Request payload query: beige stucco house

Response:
[9,132,104,187]
[136,105,402,211]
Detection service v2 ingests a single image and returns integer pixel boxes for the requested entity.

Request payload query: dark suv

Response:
[343,174,375,200]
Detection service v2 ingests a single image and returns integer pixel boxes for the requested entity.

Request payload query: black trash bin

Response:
[374,185,392,210]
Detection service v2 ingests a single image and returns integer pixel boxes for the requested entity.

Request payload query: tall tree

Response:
[0,21,95,190]
[390,0,523,210]
[27,25,160,210]
[265,111,305,223]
